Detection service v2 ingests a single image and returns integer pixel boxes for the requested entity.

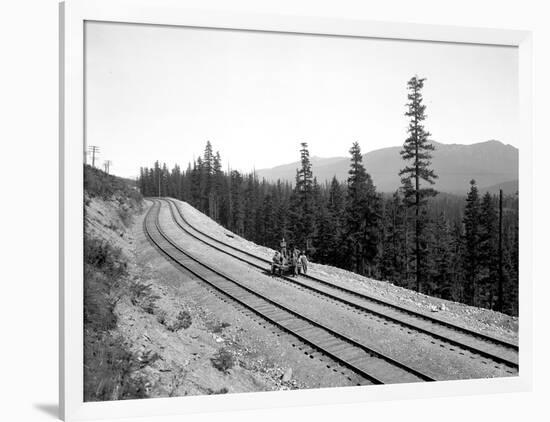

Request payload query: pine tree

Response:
[425,213,453,299]
[182,163,193,202]
[463,179,481,306]
[479,192,498,308]
[139,167,146,195]
[160,163,169,196]
[399,75,438,292]
[188,161,199,208]
[326,177,346,266]
[243,173,259,241]
[212,151,224,222]
[260,194,278,248]
[448,222,465,302]
[229,170,244,236]
[275,180,290,246]
[506,216,519,315]
[152,161,161,197]
[380,191,408,285]
[313,201,333,263]
[170,164,181,198]
[290,142,315,251]
[344,142,380,276]
[202,141,215,217]
[197,157,207,212]
[308,177,323,259]
[147,168,156,196]
[203,141,214,175]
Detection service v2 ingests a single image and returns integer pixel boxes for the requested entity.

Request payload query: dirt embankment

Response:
[84,170,300,401]
[85,198,302,400]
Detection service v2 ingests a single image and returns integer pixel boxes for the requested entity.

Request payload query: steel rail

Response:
[164,197,519,369]
[144,199,437,384]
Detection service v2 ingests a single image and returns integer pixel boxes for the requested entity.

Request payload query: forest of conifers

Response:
[138,77,518,316]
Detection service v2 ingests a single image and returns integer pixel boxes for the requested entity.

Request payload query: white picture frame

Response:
[60,0,533,420]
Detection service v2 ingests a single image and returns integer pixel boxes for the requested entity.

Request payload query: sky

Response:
[85,21,519,179]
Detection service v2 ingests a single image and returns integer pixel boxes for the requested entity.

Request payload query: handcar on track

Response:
[271,249,302,277]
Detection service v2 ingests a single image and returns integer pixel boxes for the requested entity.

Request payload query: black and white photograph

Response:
[83,20,519,402]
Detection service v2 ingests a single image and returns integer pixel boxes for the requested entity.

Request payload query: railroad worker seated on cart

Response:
[291,248,300,276]
[271,250,282,275]
[299,251,309,275]
[280,238,287,261]
[281,253,288,268]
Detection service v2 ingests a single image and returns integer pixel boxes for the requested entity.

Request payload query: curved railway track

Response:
[162,197,519,371]
[144,199,436,385]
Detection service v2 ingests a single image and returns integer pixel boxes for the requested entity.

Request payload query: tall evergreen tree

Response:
[380,191,408,285]
[326,177,346,266]
[290,142,315,251]
[399,75,438,292]
[196,157,207,212]
[243,173,259,241]
[425,212,453,299]
[478,192,498,308]
[229,170,244,235]
[463,179,481,306]
[506,216,519,315]
[344,142,380,276]
[211,151,224,222]
[275,180,291,246]
[201,141,215,217]
[260,194,278,248]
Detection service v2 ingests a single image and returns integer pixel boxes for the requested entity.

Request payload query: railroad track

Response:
[163,197,519,371]
[144,199,436,385]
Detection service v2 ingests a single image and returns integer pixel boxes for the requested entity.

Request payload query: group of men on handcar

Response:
[271,238,309,277]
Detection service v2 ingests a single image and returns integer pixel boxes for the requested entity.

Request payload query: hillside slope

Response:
[84,167,302,400]
[256,140,518,194]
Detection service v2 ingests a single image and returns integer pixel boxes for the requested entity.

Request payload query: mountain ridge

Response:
[256,140,518,194]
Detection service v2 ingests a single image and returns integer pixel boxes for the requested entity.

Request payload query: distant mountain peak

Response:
[256,140,518,194]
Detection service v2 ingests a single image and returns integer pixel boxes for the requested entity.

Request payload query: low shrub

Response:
[137,350,161,369]
[83,235,125,332]
[209,321,230,334]
[118,208,133,228]
[168,366,187,397]
[156,310,168,326]
[168,310,192,332]
[84,164,142,204]
[84,331,149,401]
[84,235,127,279]
[84,267,117,331]
[210,348,234,374]
[157,310,192,332]
[207,387,229,395]
[129,281,159,314]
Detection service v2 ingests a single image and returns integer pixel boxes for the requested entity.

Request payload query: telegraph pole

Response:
[88,146,100,168]
[103,160,112,174]
[498,189,504,312]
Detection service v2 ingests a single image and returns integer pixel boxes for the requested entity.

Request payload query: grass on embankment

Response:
[83,165,151,401]
[84,236,151,401]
